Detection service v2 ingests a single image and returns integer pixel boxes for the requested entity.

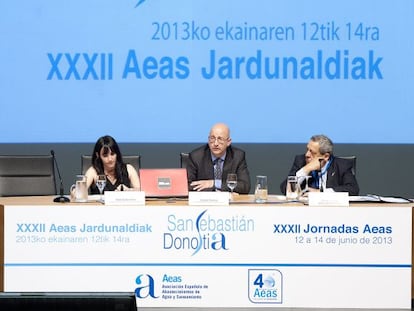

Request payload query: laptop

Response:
[139,168,189,198]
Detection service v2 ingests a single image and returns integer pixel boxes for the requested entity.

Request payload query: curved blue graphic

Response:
[135,0,146,7]
[135,274,144,285]
[192,209,208,256]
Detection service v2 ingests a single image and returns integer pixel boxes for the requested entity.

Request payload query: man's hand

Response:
[190,180,214,191]
[304,158,323,174]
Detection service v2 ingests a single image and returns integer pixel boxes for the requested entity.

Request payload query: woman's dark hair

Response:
[91,135,124,178]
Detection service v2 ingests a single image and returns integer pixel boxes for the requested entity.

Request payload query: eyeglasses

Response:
[208,136,229,144]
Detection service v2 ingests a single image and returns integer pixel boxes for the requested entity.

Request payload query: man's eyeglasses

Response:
[208,136,229,144]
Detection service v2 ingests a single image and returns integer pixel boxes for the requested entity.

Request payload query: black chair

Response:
[81,155,141,174]
[0,155,57,196]
[180,152,190,169]
[337,156,357,176]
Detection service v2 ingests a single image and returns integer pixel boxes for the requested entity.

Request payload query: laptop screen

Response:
[139,168,189,198]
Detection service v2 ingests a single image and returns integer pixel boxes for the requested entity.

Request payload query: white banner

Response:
[3,205,412,308]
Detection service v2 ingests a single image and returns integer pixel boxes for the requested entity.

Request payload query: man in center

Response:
[187,123,251,194]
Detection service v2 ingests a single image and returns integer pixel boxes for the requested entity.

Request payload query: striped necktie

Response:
[214,158,222,180]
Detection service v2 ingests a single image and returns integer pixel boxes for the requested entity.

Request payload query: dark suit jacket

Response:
[280,155,359,195]
[187,144,251,194]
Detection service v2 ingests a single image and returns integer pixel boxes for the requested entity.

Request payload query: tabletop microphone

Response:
[51,150,70,203]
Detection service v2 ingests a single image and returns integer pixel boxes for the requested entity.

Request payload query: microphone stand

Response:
[51,150,70,203]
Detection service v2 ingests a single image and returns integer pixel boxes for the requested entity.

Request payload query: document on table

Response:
[350,194,413,203]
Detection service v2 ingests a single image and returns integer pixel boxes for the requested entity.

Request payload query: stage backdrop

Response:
[1,0,413,144]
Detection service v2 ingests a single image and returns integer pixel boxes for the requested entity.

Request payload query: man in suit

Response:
[280,134,359,195]
[187,123,251,194]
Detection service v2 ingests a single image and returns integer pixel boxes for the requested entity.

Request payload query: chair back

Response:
[81,155,141,174]
[0,155,57,196]
[337,156,357,176]
[180,152,190,169]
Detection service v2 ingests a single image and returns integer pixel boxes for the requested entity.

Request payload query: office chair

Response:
[180,152,190,169]
[81,155,141,174]
[0,155,57,196]
[337,156,357,176]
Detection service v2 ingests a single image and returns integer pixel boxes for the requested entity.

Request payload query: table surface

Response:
[0,194,411,207]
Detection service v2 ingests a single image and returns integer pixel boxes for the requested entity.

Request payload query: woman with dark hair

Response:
[85,135,140,194]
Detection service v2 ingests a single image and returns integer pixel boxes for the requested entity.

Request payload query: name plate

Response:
[188,191,229,206]
[104,191,145,206]
[308,192,349,207]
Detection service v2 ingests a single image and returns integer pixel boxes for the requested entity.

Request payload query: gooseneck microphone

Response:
[51,150,70,203]
[318,158,324,192]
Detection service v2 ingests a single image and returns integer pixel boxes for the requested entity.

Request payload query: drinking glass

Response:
[254,175,268,203]
[70,175,88,203]
[96,175,106,202]
[286,176,299,200]
[226,173,238,200]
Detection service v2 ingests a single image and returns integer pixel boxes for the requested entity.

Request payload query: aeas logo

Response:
[248,269,283,304]
[135,274,159,299]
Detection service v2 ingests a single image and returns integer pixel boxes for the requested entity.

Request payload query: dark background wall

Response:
[1,143,413,198]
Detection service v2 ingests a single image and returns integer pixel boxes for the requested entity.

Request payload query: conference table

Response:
[0,195,412,309]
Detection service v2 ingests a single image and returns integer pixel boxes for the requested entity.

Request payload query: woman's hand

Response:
[116,184,127,191]
[116,184,137,191]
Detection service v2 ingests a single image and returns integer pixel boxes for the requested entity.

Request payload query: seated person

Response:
[280,134,359,195]
[85,135,140,193]
[187,123,251,194]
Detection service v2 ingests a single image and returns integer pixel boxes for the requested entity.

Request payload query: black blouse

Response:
[89,163,131,194]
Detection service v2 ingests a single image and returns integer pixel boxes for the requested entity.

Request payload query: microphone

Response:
[117,162,124,191]
[318,158,324,192]
[51,150,70,203]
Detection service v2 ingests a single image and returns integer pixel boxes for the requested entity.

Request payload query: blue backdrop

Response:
[1,0,413,143]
